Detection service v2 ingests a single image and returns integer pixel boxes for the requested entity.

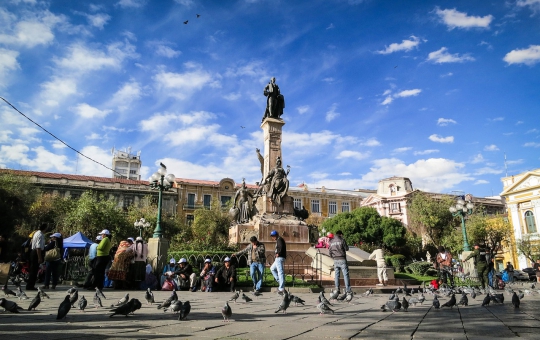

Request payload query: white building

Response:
[112,147,142,181]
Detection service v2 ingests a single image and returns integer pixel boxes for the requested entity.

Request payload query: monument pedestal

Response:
[148,237,169,274]
[461,251,477,277]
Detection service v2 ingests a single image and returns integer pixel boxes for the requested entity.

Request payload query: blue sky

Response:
[1,0,539,197]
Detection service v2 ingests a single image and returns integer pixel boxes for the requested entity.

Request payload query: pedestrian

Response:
[329,230,351,293]
[232,235,266,293]
[42,232,63,289]
[108,238,135,289]
[92,229,112,290]
[270,230,286,295]
[369,245,388,286]
[506,261,514,283]
[81,235,101,289]
[436,246,454,287]
[488,258,495,288]
[130,236,148,288]
[215,257,237,292]
[174,258,196,291]
[463,243,489,289]
[26,223,46,291]
[534,259,540,283]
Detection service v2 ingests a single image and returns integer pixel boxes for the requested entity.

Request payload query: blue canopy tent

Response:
[61,232,95,282]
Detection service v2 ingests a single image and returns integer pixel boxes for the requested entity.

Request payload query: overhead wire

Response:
[0,96,125,178]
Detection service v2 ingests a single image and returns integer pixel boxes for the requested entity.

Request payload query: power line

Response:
[0,96,124,178]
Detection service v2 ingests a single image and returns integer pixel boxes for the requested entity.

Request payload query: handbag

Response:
[45,245,61,262]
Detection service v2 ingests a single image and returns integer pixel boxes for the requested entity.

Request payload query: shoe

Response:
[376,283,384,286]
[207,288,212,292]
[41,285,49,289]
[277,290,284,296]
[190,287,196,292]
[255,289,260,293]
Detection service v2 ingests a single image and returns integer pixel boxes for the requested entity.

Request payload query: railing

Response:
[62,255,90,282]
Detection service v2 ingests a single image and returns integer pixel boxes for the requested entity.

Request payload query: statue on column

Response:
[262,77,285,121]
[263,156,290,207]
[230,178,254,224]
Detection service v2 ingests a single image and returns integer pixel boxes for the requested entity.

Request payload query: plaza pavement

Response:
[1,284,540,340]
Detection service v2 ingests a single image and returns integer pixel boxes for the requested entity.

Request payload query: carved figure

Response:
[263,156,290,207]
[232,179,254,224]
[293,205,309,221]
[262,77,285,121]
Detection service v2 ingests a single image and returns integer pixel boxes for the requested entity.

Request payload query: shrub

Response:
[426,268,438,276]
[407,261,433,276]
[388,254,406,273]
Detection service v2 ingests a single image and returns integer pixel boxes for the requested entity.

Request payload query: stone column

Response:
[260,118,285,214]
[147,237,169,275]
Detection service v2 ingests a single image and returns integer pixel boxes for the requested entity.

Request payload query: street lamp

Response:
[449,195,475,251]
[148,164,175,238]
[134,218,151,237]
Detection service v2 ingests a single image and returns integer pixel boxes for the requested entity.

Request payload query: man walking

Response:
[369,245,388,286]
[463,243,489,289]
[26,223,46,290]
[270,230,286,295]
[329,230,351,293]
[232,236,266,293]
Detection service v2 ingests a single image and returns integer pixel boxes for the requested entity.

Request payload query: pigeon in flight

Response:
[57,295,72,320]
[27,293,41,311]
[222,301,232,322]
[116,293,129,306]
[184,20,188,24]
[196,14,200,18]
[345,291,354,303]
[0,298,23,313]
[329,289,340,300]
[319,291,333,307]
[16,286,28,300]
[179,301,191,320]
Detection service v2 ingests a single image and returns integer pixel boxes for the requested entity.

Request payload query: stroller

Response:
[10,255,30,283]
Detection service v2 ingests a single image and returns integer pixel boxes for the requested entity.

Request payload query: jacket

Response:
[464,248,488,265]
[275,236,287,258]
[96,237,111,257]
[369,249,386,268]
[329,236,349,261]
[216,264,236,281]
[436,251,453,268]
[235,242,266,265]
[174,264,194,278]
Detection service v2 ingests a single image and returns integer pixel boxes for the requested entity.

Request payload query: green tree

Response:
[407,191,456,247]
[0,171,40,236]
[126,195,184,241]
[516,234,540,263]
[184,198,234,251]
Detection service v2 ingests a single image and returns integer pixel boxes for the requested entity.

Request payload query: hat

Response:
[100,229,110,235]
[336,230,343,235]
[327,233,334,239]
[270,230,278,236]
[179,258,187,264]
[51,232,62,238]
[224,257,231,262]
[135,236,143,242]
[96,235,102,241]
[169,258,176,264]
[127,237,134,243]
[204,258,211,263]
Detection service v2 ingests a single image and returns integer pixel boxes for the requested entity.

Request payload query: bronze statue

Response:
[263,156,290,207]
[231,178,255,224]
[262,77,285,121]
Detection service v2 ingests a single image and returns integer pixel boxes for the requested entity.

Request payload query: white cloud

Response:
[429,134,454,143]
[326,103,340,122]
[86,13,111,29]
[225,61,268,81]
[54,42,136,72]
[139,111,216,132]
[516,121,524,125]
[381,89,422,105]
[153,64,216,100]
[484,144,499,151]
[437,118,457,126]
[107,80,142,112]
[71,103,111,119]
[440,72,453,77]
[474,167,503,175]
[155,44,182,58]
[361,138,381,147]
[470,153,485,164]
[0,48,19,88]
[174,0,194,6]
[223,93,241,101]
[427,47,475,63]
[474,180,489,185]
[435,8,494,29]
[526,129,539,134]
[377,36,421,54]
[488,117,504,122]
[517,0,540,13]
[393,147,412,153]
[296,105,309,114]
[117,0,146,8]
[310,172,328,179]
[381,96,393,105]
[339,172,352,176]
[503,45,540,66]
[506,159,524,165]
[524,142,540,147]
[0,10,63,48]
[0,144,71,173]
[85,133,101,140]
[414,149,439,155]
[40,77,78,107]
[51,140,66,149]
[336,150,370,160]
[77,145,114,177]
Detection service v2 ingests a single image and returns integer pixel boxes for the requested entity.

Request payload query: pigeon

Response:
[221,301,232,322]
[178,301,191,320]
[0,298,23,313]
[157,298,172,310]
[381,297,401,312]
[252,291,263,297]
[241,293,252,303]
[408,297,420,306]
[441,294,456,309]
[518,291,525,300]
[291,295,305,306]
[109,299,135,318]
[402,297,409,312]
[145,288,154,305]
[2,283,16,297]
[329,289,340,300]
[481,294,491,307]
[164,300,182,313]
[491,293,504,304]
[78,295,87,312]
[388,291,396,300]
[66,287,77,294]
[362,288,373,297]
[129,298,142,314]
[196,14,200,18]
[170,290,178,302]
[16,286,28,300]
[93,292,103,308]
[183,20,188,24]
[470,290,476,299]
[511,292,520,309]
[115,293,129,306]
[345,291,354,303]
[319,291,333,307]
[275,289,291,314]
[69,290,79,307]
[95,287,106,300]
[57,295,72,320]
[38,287,50,299]
[27,293,41,311]
[418,294,425,304]
[432,295,440,309]
[458,293,468,306]
[317,301,335,315]
[229,290,240,303]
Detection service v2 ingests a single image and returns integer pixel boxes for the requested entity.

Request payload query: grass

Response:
[394,272,438,283]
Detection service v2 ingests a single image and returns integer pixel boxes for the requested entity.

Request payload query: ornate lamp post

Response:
[449,195,474,252]
[149,164,175,238]
[134,218,151,237]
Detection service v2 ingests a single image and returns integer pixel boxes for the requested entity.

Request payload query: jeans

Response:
[44,260,61,287]
[250,262,264,291]
[334,259,350,292]
[270,257,285,291]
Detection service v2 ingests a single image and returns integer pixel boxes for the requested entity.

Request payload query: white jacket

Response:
[369,249,386,268]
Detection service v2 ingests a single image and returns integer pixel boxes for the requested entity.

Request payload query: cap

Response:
[327,233,334,239]
[270,230,278,236]
[169,258,176,264]
[224,257,231,262]
[51,232,62,238]
[100,229,110,235]
[336,230,343,235]
[96,235,102,241]
[179,258,187,263]
[127,237,134,243]
[204,258,211,263]
[135,236,143,241]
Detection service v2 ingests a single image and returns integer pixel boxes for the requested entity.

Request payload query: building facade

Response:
[111,147,142,181]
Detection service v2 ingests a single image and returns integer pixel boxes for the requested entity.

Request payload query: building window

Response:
[342,202,350,212]
[129,170,137,174]
[187,193,196,209]
[221,195,231,207]
[293,198,302,209]
[70,192,81,200]
[203,194,212,208]
[390,203,401,212]
[186,214,194,226]
[123,196,134,208]
[525,211,537,233]
[311,199,320,213]
[329,201,337,215]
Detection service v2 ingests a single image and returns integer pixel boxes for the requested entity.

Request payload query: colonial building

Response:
[500,168,540,269]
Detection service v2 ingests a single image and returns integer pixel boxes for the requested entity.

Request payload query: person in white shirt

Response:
[369,247,388,286]
[26,223,46,290]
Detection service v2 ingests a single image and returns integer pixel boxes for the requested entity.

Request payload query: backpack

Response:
[21,232,34,261]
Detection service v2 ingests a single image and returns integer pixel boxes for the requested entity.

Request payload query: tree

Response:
[126,195,184,241]
[407,191,456,247]
[185,198,234,251]
[0,171,40,236]
[516,234,540,263]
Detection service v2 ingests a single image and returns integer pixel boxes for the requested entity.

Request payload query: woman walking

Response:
[42,233,63,289]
